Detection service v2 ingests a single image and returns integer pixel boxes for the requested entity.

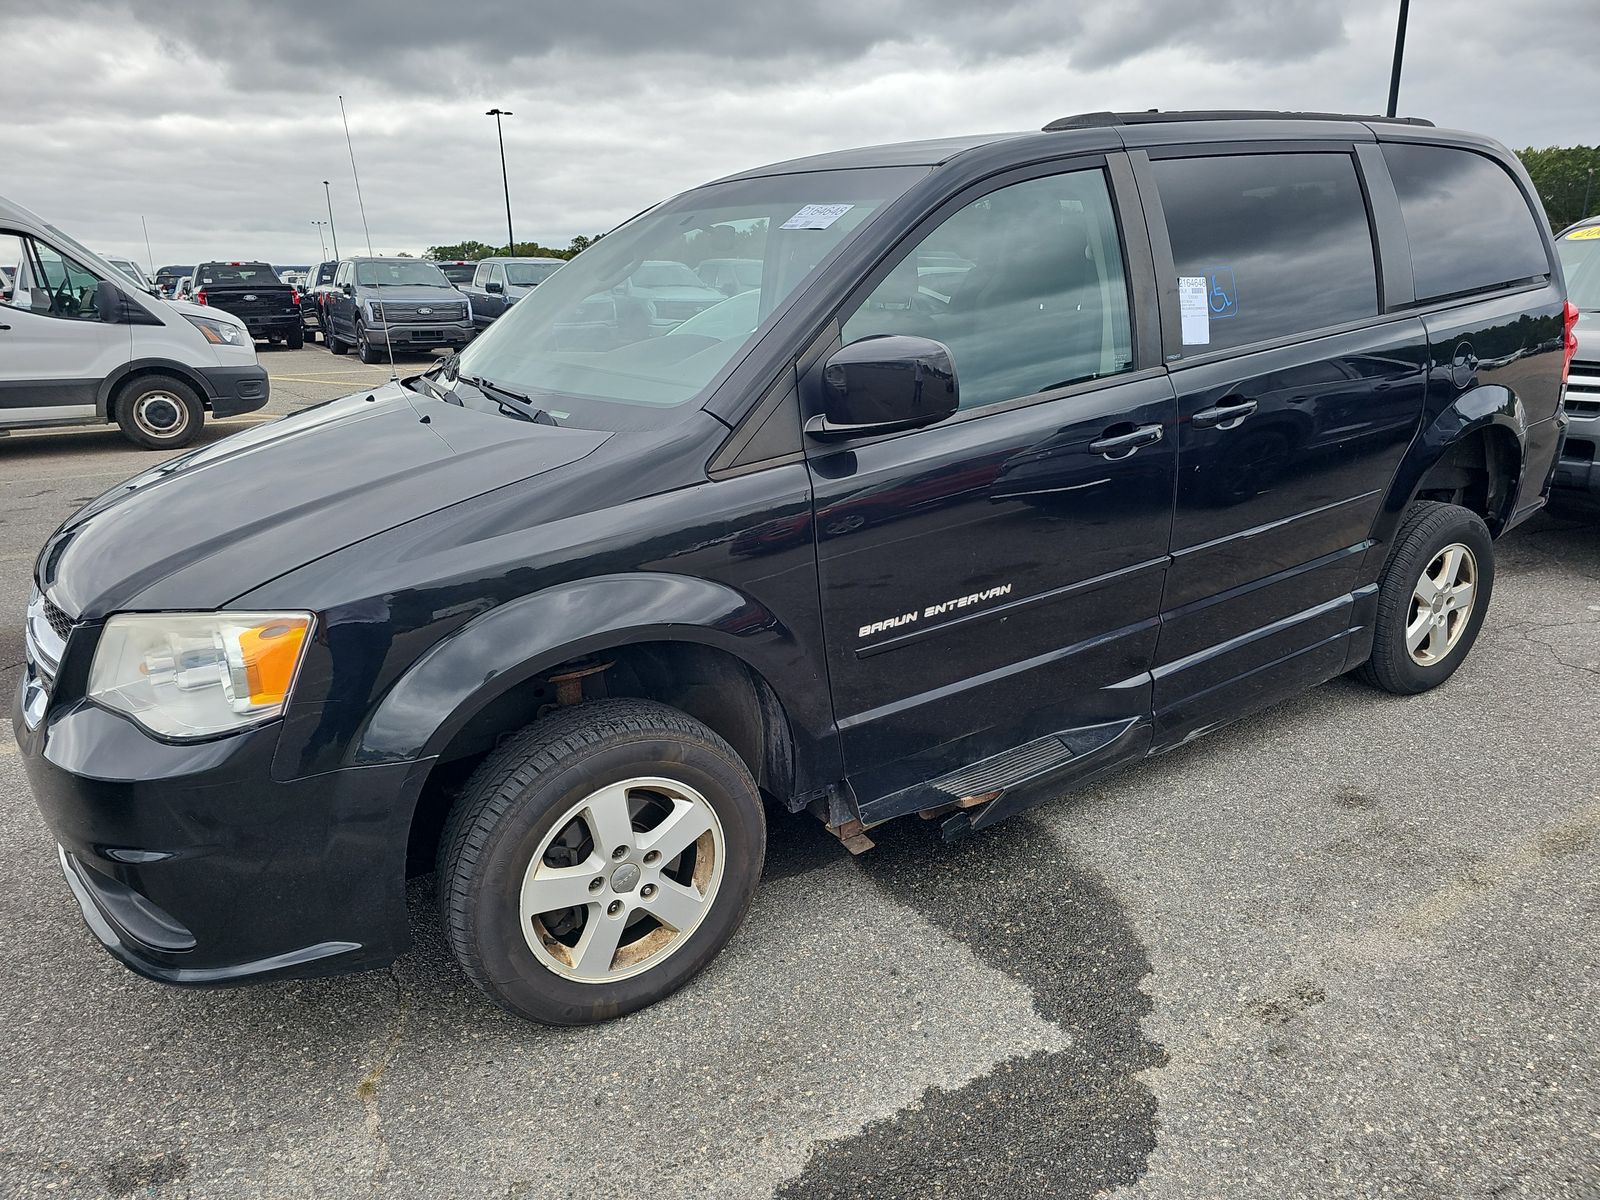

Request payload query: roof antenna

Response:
[338,94,398,381]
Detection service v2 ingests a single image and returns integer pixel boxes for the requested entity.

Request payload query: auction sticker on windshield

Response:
[1568,226,1600,240]
[781,204,854,230]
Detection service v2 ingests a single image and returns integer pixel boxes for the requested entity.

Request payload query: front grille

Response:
[652,300,713,322]
[1567,397,1600,418]
[382,301,465,323]
[43,595,73,641]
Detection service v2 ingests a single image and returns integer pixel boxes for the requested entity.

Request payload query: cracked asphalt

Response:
[1,344,1597,1198]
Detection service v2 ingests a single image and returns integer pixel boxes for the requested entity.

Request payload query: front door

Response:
[804,162,1178,821]
[1141,149,1429,746]
[0,232,129,424]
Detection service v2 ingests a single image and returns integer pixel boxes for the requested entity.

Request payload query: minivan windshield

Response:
[452,165,925,429]
[1558,228,1600,311]
[358,260,452,287]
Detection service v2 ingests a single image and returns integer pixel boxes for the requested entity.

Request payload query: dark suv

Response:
[1552,218,1599,502]
[16,111,1572,1026]
[322,256,473,362]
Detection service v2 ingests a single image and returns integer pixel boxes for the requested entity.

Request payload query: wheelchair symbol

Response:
[1207,267,1238,318]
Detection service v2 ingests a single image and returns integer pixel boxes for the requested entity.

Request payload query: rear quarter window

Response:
[1381,143,1550,303]
[1152,151,1379,353]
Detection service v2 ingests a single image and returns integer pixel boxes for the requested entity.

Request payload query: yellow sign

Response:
[1567,226,1600,240]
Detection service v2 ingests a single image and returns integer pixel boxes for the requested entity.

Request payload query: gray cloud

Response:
[0,1,1593,266]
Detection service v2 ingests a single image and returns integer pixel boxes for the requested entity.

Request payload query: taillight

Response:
[195,288,207,306]
[1562,299,1579,386]
[290,288,301,306]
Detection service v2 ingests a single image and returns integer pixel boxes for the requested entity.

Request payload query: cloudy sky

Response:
[4,0,1595,268]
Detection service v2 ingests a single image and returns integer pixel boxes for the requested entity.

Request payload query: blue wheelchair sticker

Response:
[1206,266,1239,318]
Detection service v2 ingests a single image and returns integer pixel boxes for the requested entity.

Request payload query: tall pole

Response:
[312,220,328,259]
[139,215,154,276]
[1584,167,1595,221]
[1386,0,1411,118]
[322,180,340,258]
[487,108,515,254]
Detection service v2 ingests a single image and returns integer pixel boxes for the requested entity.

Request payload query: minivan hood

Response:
[38,383,609,618]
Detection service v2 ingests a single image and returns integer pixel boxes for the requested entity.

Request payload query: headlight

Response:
[183,313,246,345]
[88,612,313,739]
[367,301,385,321]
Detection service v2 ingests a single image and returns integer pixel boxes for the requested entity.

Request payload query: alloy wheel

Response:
[1406,542,1477,666]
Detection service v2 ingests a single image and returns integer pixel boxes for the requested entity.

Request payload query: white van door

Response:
[0,231,130,428]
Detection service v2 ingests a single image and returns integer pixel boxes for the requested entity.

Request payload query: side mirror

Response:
[341,282,353,295]
[96,278,127,323]
[807,335,958,439]
[485,280,503,294]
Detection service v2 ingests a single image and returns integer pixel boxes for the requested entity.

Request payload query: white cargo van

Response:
[0,195,268,448]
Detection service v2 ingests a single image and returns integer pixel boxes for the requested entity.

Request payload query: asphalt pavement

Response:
[1,343,1596,1198]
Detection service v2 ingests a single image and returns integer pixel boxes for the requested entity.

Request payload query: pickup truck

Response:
[324,256,473,362]
[192,261,303,348]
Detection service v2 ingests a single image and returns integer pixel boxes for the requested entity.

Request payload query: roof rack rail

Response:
[1043,109,1435,131]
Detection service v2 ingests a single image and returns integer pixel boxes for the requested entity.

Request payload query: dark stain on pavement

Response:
[778,816,1166,1200]
[1247,983,1327,1025]
[101,1147,189,1197]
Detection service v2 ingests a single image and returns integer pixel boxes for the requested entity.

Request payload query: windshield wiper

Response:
[458,373,560,424]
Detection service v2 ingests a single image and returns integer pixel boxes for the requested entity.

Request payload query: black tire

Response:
[1357,500,1494,695]
[327,325,348,354]
[357,321,384,364]
[438,699,765,1025]
[286,326,304,350]
[114,374,205,450]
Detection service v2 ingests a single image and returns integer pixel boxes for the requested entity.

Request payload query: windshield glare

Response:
[358,260,451,287]
[454,165,925,427]
[1559,231,1600,311]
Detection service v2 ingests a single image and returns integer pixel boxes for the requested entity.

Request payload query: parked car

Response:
[99,255,150,288]
[1551,217,1599,505]
[0,194,267,447]
[154,264,194,299]
[618,259,726,331]
[14,111,1569,1028]
[431,259,479,286]
[696,256,762,295]
[300,259,339,342]
[323,256,473,362]
[459,256,564,328]
[191,261,303,348]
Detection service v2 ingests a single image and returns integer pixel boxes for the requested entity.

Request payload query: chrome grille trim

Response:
[21,588,71,729]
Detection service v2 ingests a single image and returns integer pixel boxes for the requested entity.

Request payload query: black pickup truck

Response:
[193,261,303,348]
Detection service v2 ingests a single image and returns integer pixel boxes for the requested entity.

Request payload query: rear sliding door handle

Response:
[1088,423,1164,458]
[1191,397,1258,429]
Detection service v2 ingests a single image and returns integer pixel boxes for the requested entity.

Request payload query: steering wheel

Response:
[53,282,82,317]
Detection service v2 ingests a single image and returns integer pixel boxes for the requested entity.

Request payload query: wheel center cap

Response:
[609,863,641,894]
[1430,594,1447,615]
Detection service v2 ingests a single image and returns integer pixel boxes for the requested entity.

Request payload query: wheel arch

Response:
[96,358,216,420]
[1381,384,1528,541]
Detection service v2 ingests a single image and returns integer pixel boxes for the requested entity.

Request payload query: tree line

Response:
[1515,146,1599,231]
[424,234,605,262]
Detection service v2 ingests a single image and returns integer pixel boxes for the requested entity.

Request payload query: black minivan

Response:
[16,111,1575,1025]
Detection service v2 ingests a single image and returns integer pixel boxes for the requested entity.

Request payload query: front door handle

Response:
[1191,397,1259,429]
[1088,422,1164,458]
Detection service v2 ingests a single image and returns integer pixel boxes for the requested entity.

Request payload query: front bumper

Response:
[14,691,429,985]
[1552,407,1598,496]
[195,363,270,418]
[371,320,475,349]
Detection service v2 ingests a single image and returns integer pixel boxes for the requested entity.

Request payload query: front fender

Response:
[349,572,806,767]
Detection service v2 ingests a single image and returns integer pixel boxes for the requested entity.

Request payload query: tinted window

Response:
[435,262,477,284]
[842,168,1134,411]
[1154,152,1378,352]
[197,262,278,285]
[1383,144,1550,302]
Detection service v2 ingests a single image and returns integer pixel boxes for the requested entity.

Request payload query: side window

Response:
[1153,152,1378,353]
[0,232,23,305]
[472,263,491,288]
[491,265,506,288]
[7,237,103,320]
[335,262,351,289]
[1381,143,1550,302]
[841,169,1134,412]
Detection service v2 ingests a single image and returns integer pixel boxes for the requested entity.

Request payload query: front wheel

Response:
[114,374,204,449]
[438,699,766,1025]
[1357,500,1494,695]
[357,321,384,364]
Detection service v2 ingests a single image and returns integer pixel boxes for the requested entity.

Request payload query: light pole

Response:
[1584,167,1595,220]
[1386,0,1411,118]
[322,180,340,259]
[312,220,329,259]
[486,108,515,254]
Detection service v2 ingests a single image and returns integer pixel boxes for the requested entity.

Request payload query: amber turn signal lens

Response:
[236,619,309,707]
